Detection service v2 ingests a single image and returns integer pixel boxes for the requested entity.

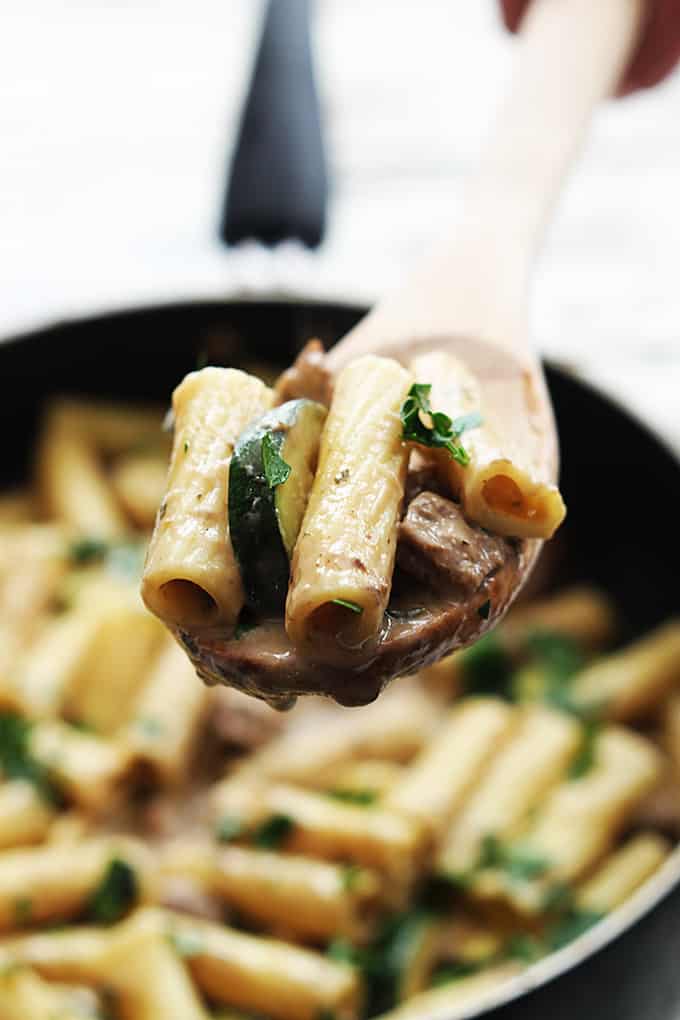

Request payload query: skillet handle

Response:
[220,0,328,249]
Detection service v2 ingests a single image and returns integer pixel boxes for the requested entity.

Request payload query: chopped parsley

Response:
[342,865,362,892]
[568,719,601,779]
[252,814,294,849]
[548,908,604,950]
[327,937,360,966]
[216,815,245,844]
[67,538,145,582]
[478,835,550,882]
[261,434,291,488]
[86,858,138,925]
[0,713,62,805]
[13,897,32,926]
[330,599,363,614]
[183,441,189,454]
[541,881,575,915]
[461,634,514,700]
[326,789,377,807]
[69,538,110,564]
[504,933,544,963]
[400,383,481,466]
[429,960,483,986]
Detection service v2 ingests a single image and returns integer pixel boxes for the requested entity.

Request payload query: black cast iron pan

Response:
[2,296,680,1019]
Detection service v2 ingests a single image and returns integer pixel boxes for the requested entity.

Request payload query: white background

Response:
[1,1,678,444]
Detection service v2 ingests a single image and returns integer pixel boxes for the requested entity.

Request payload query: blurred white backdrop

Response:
[1,1,678,440]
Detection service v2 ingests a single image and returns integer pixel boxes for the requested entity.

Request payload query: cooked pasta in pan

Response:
[0,388,678,1019]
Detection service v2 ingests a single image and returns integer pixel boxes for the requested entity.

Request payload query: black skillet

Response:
[3,298,680,1020]
[3,0,680,1016]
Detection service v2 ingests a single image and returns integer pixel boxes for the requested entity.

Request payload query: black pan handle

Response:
[220,0,328,249]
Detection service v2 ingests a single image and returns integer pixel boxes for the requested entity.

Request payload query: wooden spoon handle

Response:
[329,0,643,370]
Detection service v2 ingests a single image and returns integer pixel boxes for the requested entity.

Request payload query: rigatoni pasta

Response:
[286,355,412,659]
[142,368,272,632]
[409,351,565,539]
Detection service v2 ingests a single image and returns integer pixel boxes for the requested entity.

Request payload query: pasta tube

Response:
[36,416,128,539]
[0,966,91,1020]
[474,727,662,914]
[385,699,515,835]
[30,720,132,811]
[576,832,670,913]
[1,928,112,982]
[437,706,581,876]
[161,911,361,1020]
[265,784,429,885]
[12,610,104,719]
[123,638,208,783]
[501,586,617,653]
[571,620,680,721]
[100,918,210,1020]
[110,452,169,529]
[0,838,151,931]
[233,687,438,787]
[142,367,272,632]
[43,399,168,455]
[162,841,381,941]
[215,846,380,940]
[0,781,55,850]
[409,351,565,538]
[286,355,412,659]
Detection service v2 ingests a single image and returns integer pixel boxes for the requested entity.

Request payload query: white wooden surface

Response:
[0,1,678,445]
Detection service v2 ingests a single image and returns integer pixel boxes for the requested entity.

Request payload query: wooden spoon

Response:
[185,0,643,708]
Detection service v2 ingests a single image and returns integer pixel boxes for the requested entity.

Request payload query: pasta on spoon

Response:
[138,0,634,707]
[141,341,565,707]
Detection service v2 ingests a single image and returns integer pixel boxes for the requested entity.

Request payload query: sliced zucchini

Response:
[229,399,327,613]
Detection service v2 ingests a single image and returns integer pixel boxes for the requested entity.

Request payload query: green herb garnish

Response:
[13,897,32,926]
[69,538,109,564]
[541,881,575,915]
[216,815,244,844]
[327,937,361,966]
[461,635,514,700]
[429,960,483,986]
[568,719,601,779]
[252,814,294,849]
[504,933,545,963]
[261,434,291,488]
[0,713,62,805]
[327,789,377,806]
[67,538,145,582]
[400,383,481,466]
[478,835,550,882]
[548,908,604,950]
[342,865,363,892]
[330,599,363,614]
[87,858,138,925]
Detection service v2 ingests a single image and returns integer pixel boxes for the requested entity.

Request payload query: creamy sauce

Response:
[177,537,536,709]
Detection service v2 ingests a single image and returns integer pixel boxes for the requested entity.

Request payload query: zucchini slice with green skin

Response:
[229,398,327,613]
